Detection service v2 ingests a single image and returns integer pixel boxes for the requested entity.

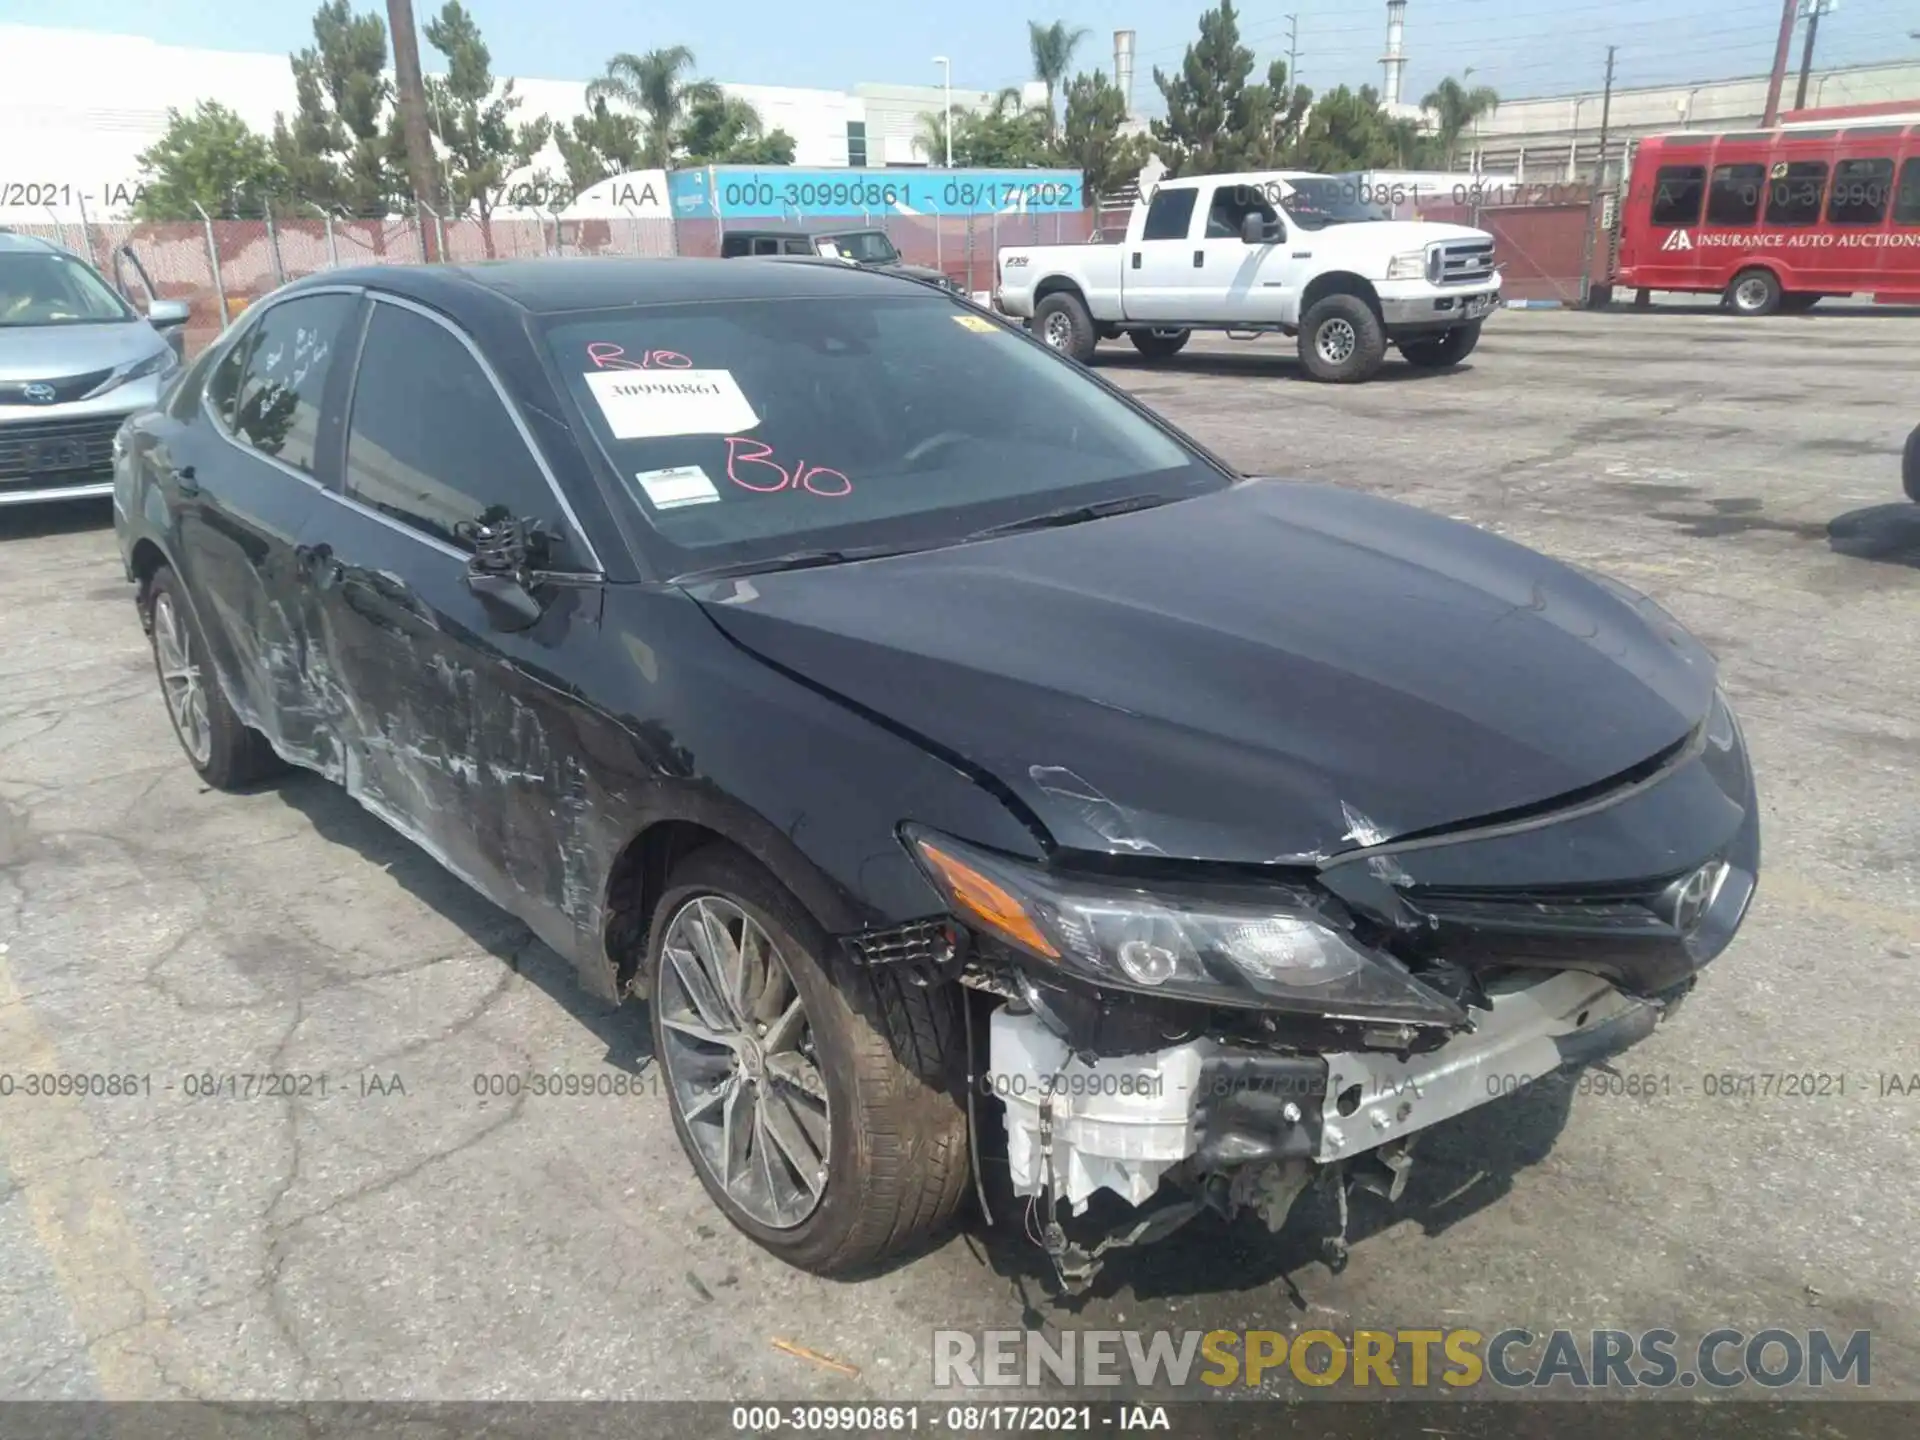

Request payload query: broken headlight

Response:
[904,828,1467,1027]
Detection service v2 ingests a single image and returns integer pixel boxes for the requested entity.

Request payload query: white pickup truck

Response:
[995,170,1502,383]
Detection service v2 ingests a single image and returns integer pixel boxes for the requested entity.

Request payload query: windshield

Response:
[0,251,135,327]
[1280,177,1394,231]
[820,231,899,264]
[545,293,1225,576]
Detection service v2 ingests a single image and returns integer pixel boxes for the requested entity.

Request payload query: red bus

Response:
[1606,110,1920,313]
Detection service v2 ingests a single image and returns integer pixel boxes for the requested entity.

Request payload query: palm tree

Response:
[1028,19,1091,144]
[587,47,721,170]
[1421,74,1500,171]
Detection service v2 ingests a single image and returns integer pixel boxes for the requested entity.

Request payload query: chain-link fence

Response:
[15,212,678,355]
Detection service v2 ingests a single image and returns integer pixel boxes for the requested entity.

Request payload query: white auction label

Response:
[584,369,760,439]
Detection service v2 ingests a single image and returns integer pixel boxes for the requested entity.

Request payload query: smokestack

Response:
[1382,0,1407,108]
[1114,29,1136,119]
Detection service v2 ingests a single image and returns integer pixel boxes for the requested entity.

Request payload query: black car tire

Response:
[647,844,971,1275]
[1129,328,1192,360]
[145,566,285,790]
[1904,424,1920,505]
[1299,294,1387,382]
[1725,267,1782,317]
[1033,291,1099,363]
[1399,322,1482,368]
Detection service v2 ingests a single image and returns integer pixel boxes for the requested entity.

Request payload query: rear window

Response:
[544,293,1220,574]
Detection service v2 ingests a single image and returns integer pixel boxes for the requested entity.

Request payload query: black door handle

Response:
[1131,251,1141,269]
[176,464,199,496]
[1193,250,1205,267]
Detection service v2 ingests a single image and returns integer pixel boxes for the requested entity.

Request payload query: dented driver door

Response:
[301,295,610,944]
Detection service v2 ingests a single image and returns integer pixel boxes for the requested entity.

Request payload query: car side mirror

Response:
[147,298,191,330]
[1241,214,1283,245]
[455,514,551,631]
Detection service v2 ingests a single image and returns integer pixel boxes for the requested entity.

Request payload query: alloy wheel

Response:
[656,895,832,1229]
[1042,312,1075,349]
[1316,317,1358,365]
[153,593,212,767]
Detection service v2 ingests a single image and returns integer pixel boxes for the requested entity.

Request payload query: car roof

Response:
[288,255,921,318]
[0,231,67,255]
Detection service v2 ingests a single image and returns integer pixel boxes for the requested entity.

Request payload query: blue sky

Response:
[4,0,1916,107]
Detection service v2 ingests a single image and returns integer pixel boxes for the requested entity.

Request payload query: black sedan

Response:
[114,257,1759,1281]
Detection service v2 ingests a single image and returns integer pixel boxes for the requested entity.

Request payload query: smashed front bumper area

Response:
[986,968,1676,1283]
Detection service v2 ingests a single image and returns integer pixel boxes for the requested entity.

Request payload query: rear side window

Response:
[751,237,779,256]
[1828,157,1895,224]
[1141,188,1197,241]
[1765,161,1827,225]
[344,302,574,558]
[1706,163,1765,226]
[1898,159,1920,224]
[204,331,251,429]
[1649,165,1705,226]
[227,294,356,473]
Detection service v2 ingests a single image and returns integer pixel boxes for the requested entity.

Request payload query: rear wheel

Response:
[1725,268,1782,317]
[1298,294,1387,383]
[1032,291,1099,363]
[1398,322,1482,369]
[647,844,970,1275]
[1904,424,1920,505]
[145,566,284,790]
[1128,327,1191,360]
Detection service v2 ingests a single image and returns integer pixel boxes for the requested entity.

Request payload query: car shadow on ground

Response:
[269,770,656,1074]
[1095,350,1473,382]
[962,1064,1580,1315]
[0,495,115,541]
[1827,504,1920,569]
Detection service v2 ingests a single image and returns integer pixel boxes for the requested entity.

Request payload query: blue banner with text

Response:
[668,167,1084,219]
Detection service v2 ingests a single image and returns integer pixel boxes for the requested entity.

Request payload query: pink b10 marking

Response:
[724,437,851,497]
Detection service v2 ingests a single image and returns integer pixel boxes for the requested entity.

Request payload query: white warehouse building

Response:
[0,23,1043,221]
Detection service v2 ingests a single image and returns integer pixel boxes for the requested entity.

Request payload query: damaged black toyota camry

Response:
[113,257,1758,1282]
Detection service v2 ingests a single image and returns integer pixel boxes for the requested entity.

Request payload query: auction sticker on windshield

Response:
[583,369,760,438]
[634,464,721,510]
[951,314,999,334]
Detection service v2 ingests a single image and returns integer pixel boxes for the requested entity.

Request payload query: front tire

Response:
[1032,291,1099,363]
[1725,267,1782,316]
[1299,294,1387,382]
[1398,321,1482,369]
[1128,327,1191,360]
[647,844,970,1275]
[1903,424,1920,505]
[145,566,284,790]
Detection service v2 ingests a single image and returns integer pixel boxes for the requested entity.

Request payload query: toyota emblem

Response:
[21,382,57,404]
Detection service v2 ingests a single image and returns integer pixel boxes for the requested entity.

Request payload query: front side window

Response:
[822,232,899,264]
[1706,163,1765,226]
[345,303,575,558]
[750,237,780,256]
[1649,165,1706,227]
[0,251,135,327]
[228,294,356,473]
[1205,185,1281,240]
[1765,161,1827,226]
[1827,157,1894,224]
[1141,188,1198,241]
[545,291,1224,577]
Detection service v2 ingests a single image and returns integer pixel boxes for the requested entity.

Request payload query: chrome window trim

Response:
[200,285,367,492]
[352,292,607,576]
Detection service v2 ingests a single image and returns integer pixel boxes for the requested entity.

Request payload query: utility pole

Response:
[1794,0,1834,113]
[1580,46,1618,308]
[1762,0,1799,125]
[387,0,440,260]
[1285,13,1299,88]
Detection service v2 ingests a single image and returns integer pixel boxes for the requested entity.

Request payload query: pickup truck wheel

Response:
[1399,321,1481,369]
[1299,295,1387,383]
[1128,328,1191,360]
[1904,423,1920,505]
[1033,292,1098,363]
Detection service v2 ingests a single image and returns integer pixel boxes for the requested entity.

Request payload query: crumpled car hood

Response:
[690,479,1716,864]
